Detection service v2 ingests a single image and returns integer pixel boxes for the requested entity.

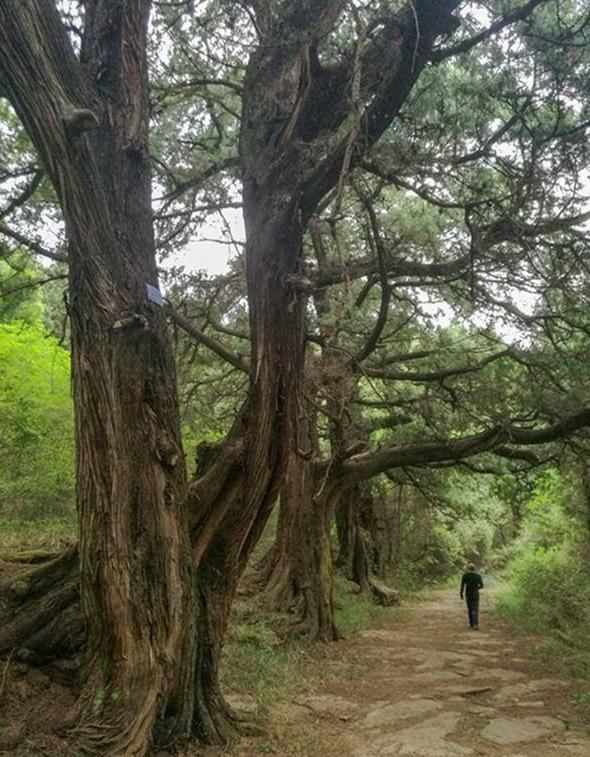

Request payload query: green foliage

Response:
[222,616,300,712]
[0,321,75,521]
[496,467,590,641]
[378,466,506,589]
[0,516,74,550]
[497,467,590,708]
[0,253,44,325]
[493,466,590,717]
[498,543,590,635]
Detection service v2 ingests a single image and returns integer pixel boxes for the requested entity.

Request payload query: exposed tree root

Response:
[0,547,83,658]
[255,548,297,613]
[288,614,341,643]
[0,548,63,564]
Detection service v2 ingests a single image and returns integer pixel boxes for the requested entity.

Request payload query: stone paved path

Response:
[232,589,590,756]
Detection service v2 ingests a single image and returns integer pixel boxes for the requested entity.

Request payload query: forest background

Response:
[1,0,590,753]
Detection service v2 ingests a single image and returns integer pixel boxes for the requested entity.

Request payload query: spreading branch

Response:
[430,0,546,63]
[0,224,68,264]
[339,408,590,482]
[364,348,512,382]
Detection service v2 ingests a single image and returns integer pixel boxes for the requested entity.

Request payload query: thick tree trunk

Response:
[0,5,197,753]
[257,468,306,613]
[293,487,339,642]
[259,454,339,641]
[364,488,396,580]
[187,192,307,737]
[335,485,372,591]
[254,390,339,641]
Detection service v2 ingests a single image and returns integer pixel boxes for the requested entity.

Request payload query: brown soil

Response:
[0,657,77,755]
[194,588,590,757]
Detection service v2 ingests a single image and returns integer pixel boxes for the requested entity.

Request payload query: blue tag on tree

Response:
[146,283,164,306]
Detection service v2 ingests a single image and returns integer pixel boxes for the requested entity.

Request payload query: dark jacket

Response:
[460,571,483,602]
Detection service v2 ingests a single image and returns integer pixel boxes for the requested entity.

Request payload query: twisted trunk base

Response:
[0,547,83,660]
[256,457,340,642]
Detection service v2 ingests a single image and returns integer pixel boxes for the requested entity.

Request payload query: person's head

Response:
[468,563,476,572]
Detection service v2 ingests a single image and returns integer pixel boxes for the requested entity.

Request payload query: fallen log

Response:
[369,578,400,606]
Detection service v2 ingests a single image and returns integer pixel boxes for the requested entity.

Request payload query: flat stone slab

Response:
[450,648,495,658]
[559,739,590,755]
[448,666,524,682]
[226,694,258,714]
[359,630,404,642]
[294,694,358,717]
[362,698,441,729]
[467,705,496,715]
[455,637,512,647]
[268,701,310,722]
[354,711,472,756]
[480,715,565,745]
[415,650,477,671]
[485,667,526,681]
[494,678,568,703]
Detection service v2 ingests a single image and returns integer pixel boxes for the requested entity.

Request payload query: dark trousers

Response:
[466,596,479,627]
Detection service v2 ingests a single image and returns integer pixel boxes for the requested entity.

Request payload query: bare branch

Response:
[160,156,240,203]
[353,200,391,363]
[0,170,44,219]
[430,0,547,63]
[0,273,67,297]
[0,224,68,264]
[166,305,250,375]
[364,348,512,382]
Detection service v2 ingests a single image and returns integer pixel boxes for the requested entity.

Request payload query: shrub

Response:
[0,321,75,521]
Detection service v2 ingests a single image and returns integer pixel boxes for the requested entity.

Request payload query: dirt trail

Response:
[223,589,590,757]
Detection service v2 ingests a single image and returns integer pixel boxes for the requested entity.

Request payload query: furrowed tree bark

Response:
[257,462,307,614]
[0,548,82,659]
[256,401,339,641]
[0,3,196,753]
[188,190,307,739]
[335,485,372,591]
[289,482,340,642]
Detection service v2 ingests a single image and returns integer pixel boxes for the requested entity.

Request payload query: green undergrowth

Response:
[0,516,76,553]
[333,574,404,633]
[495,552,590,721]
[221,610,316,713]
[492,469,590,721]
[536,639,590,722]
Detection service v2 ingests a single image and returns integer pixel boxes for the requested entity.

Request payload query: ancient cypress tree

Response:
[2,0,590,752]
[0,1,196,753]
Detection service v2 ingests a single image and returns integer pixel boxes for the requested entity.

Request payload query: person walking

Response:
[460,563,484,629]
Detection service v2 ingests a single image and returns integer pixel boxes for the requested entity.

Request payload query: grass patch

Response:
[333,575,400,634]
[221,612,318,713]
[0,516,76,552]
